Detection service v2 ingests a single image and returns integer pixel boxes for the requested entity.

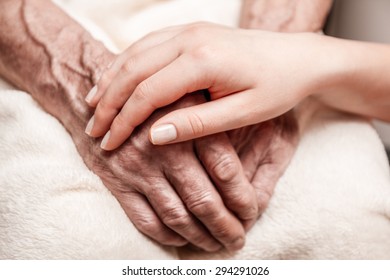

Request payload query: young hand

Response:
[84,23,327,149]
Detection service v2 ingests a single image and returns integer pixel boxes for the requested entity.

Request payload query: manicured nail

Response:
[85,115,95,135]
[150,124,177,145]
[85,85,97,103]
[101,130,111,150]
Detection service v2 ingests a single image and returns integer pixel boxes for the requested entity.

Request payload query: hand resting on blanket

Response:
[0,0,298,252]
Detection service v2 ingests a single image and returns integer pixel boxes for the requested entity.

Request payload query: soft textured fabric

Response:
[325,0,390,149]
[1,0,390,259]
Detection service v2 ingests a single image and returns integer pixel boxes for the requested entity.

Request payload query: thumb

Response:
[149,92,268,144]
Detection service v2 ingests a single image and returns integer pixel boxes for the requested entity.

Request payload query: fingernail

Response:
[101,130,111,150]
[85,115,95,135]
[85,85,97,103]
[150,124,177,145]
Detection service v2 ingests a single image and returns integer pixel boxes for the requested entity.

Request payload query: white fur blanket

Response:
[1,0,390,259]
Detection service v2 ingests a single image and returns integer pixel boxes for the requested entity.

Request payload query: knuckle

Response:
[211,154,240,183]
[161,207,190,230]
[135,215,160,235]
[186,111,205,137]
[231,192,253,209]
[134,81,156,109]
[112,111,129,128]
[186,192,218,219]
[121,57,137,74]
[191,44,215,61]
[111,112,133,133]
[98,95,115,112]
[97,71,112,90]
[94,99,117,126]
[183,23,204,37]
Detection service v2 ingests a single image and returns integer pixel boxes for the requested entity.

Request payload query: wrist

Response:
[0,0,115,164]
[301,34,354,99]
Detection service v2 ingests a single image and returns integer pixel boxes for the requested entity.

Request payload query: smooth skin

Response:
[86,22,390,149]
[85,24,315,150]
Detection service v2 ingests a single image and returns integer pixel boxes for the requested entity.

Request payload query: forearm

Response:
[0,0,114,136]
[315,35,390,122]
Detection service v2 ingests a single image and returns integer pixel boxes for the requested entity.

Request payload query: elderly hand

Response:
[0,0,261,252]
[229,112,299,216]
[85,93,260,252]
[240,0,332,32]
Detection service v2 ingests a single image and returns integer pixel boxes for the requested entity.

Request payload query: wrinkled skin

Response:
[88,91,298,252]
[87,93,257,252]
[240,0,333,32]
[0,0,299,253]
[228,112,299,215]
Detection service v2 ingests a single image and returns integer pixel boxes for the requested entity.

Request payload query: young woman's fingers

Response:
[149,91,280,144]
[86,39,183,139]
[85,25,186,107]
[99,54,211,150]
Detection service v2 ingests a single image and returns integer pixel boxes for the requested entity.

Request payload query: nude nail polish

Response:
[101,131,111,150]
[85,85,97,103]
[150,124,177,145]
[85,116,95,135]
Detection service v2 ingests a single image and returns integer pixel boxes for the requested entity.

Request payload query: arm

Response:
[314,37,390,121]
[83,0,333,148]
[85,23,390,146]
[240,0,333,32]
[0,0,260,251]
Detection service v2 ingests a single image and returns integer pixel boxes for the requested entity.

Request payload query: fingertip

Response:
[85,115,95,136]
[100,130,111,150]
[85,85,98,105]
[100,127,133,151]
